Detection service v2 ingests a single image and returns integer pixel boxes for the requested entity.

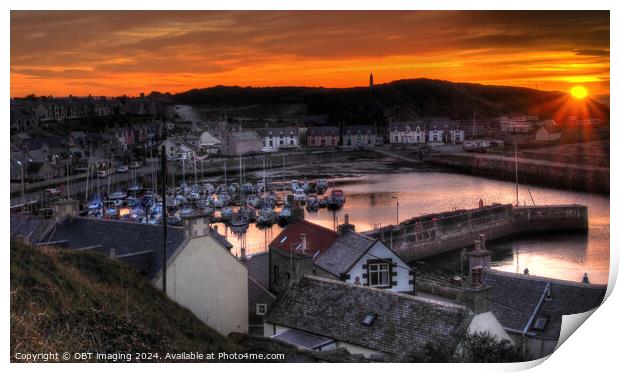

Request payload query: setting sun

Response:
[571,86,589,100]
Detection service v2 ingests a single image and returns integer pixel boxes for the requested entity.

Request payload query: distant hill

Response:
[173,78,610,125]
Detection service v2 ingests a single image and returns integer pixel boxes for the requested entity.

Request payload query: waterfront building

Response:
[39,201,249,336]
[499,115,536,133]
[221,130,263,156]
[268,216,415,294]
[342,125,379,147]
[264,275,473,360]
[257,126,301,152]
[161,137,198,160]
[198,131,222,156]
[426,126,444,145]
[534,125,562,143]
[448,126,465,144]
[389,121,425,144]
[306,126,340,147]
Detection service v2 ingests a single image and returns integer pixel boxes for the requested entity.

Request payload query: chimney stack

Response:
[465,237,491,286]
[300,233,307,254]
[337,214,356,235]
[183,215,210,238]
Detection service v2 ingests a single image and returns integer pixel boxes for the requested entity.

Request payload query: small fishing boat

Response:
[220,206,233,221]
[240,205,256,221]
[109,191,128,200]
[242,183,254,194]
[302,181,312,193]
[316,179,328,194]
[128,184,142,194]
[327,189,345,210]
[257,208,277,226]
[306,194,320,211]
[247,194,262,208]
[293,189,307,204]
[278,205,293,224]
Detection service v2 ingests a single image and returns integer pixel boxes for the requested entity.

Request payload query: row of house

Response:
[389,121,465,145]
[10,96,173,131]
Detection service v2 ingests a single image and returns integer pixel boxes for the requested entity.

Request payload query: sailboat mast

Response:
[515,143,519,206]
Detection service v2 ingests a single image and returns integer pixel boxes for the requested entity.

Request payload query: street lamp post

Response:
[392,196,399,225]
[16,159,25,212]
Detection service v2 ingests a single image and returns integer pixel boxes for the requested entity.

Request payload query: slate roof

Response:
[389,121,425,132]
[485,269,606,339]
[307,126,339,137]
[43,217,187,279]
[314,231,376,276]
[10,213,54,245]
[255,127,300,137]
[266,275,473,358]
[343,125,376,135]
[269,220,339,257]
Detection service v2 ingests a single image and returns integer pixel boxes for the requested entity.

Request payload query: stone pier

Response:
[362,204,588,261]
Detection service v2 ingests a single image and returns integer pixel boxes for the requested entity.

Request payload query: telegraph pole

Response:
[160,133,168,295]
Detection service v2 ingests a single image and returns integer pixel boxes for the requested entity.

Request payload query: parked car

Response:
[129,161,142,169]
[117,165,129,173]
[43,188,61,197]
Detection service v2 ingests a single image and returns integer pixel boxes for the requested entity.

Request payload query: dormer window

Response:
[362,314,376,326]
[532,316,548,331]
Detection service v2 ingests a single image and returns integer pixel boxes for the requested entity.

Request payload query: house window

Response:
[256,303,267,316]
[368,262,390,287]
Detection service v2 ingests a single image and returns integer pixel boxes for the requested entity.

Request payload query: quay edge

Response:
[362,204,588,261]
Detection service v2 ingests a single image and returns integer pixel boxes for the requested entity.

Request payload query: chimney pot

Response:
[300,233,307,253]
[344,214,349,224]
[524,268,530,275]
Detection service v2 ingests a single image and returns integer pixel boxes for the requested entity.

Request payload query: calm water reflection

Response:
[214,172,609,284]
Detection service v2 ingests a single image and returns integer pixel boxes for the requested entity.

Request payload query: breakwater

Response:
[422,153,609,194]
[363,203,588,261]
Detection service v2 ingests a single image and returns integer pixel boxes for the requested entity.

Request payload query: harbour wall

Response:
[422,153,609,194]
[362,204,588,261]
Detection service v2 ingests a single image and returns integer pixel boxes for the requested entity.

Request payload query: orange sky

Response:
[10,10,610,97]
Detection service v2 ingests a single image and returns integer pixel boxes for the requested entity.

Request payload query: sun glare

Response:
[570,86,589,99]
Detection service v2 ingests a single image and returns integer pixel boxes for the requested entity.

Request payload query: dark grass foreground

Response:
[10,240,240,362]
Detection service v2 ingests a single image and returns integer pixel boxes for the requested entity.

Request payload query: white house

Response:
[42,202,249,336]
[448,127,465,144]
[389,122,425,144]
[268,215,415,294]
[257,127,300,152]
[427,127,444,145]
[162,137,197,160]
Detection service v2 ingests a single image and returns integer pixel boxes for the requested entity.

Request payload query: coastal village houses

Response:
[389,121,426,144]
[257,126,301,152]
[37,200,249,335]
[268,216,415,295]
[306,126,340,147]
[342,125,380,147]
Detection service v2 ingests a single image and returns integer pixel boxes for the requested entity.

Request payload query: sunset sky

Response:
[10,11,610,97]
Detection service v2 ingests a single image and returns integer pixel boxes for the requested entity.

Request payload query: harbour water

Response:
[215,171,609,285]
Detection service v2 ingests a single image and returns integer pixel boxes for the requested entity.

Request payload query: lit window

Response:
[256,303,267,316]
[368,262,390,287]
